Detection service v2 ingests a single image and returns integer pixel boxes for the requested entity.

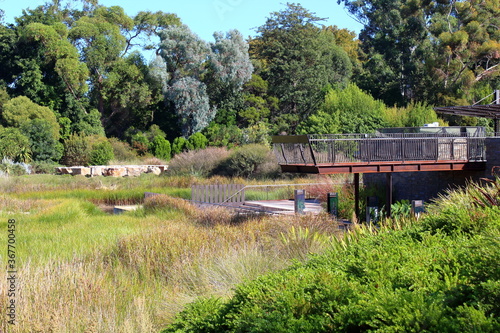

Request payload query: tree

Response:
[339,0,500,106]
[156,25,252,137]
[251,3,353,133]
[298,84,387,134]
[1,96,60,139]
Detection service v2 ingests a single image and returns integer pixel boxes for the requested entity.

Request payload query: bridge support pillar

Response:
[386,173,393,218]
[354,173,360,221]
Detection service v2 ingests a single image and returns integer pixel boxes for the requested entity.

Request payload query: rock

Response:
[72,167,91,176]
[90,166,104,176]
[104,167,127,177]
[126,166,143,177]
[147,166,162,175]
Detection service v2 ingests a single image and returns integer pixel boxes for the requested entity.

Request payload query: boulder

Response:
[72,167,91,176]
[104,167,127,177]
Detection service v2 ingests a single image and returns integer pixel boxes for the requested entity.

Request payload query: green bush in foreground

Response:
[162,182,500,333]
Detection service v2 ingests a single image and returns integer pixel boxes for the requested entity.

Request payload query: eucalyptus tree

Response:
[156,25,252,137]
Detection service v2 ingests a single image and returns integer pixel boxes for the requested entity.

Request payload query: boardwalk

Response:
[273,127,487,174]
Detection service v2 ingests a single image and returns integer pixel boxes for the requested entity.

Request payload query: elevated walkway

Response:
[273,128,487,175]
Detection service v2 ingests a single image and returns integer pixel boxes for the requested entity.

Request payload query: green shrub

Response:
[0,127,32,162]
[214,144,270,178]
[21,118,63,162]
[89,140,115,165]
[149,135,171,160]
[161,184,500,332]
[0,159,30,176]
[131,132,149,155]
[30,161,59,174]
[108,137,138,162]
[161,297,225,333]
[172,137,193,155]
[62,134,90,166]
[188,132,208,150]
[168,147,229,177]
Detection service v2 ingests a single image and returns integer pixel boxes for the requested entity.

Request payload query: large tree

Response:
[340,0,500,106]
[251,3,352,133]
[156,25,252,137]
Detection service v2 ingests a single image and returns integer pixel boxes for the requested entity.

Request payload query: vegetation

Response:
[0,173,345,332]
[163,179,500,332]
[0,1,499,331]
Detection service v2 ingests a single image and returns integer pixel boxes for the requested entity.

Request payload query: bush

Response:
[149,135,171,160]
[0,158,30,176]
[108,137,138,162]
[214,144,271,178]
[168,147,230,177]
[30,161,59,174]
[188,132,208,150]
[21,118,63,162]
[131,132,150,155]
[0,127,32,162]
[89,140,115,165]
[62,134,90,166]
[172,137,193,155]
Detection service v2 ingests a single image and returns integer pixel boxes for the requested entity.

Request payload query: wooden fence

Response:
[191,184,245,204]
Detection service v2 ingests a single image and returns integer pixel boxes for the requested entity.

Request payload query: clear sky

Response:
[1,0,363,42]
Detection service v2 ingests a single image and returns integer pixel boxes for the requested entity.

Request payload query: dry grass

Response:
[0,174,347,332]
[168,147,230,177]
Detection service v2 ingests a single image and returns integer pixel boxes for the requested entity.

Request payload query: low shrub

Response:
[0,158,30,176]
[149,135,171,160]
[0,127,32,162]
[30,161,59,174]
[161,180,500,333]
[61,134,90,166]
[108,137,138,162]
[188,132,208,150]
[89,140,115,165]
[169,147,230,177]
[213,144,271,178]
[172,137,194,155]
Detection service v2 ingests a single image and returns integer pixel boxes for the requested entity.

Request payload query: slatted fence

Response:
[191,184,245,204]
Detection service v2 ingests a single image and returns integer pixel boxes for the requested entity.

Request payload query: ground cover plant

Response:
[162,180,500,332]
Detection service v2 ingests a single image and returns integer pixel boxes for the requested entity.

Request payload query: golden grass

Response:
[0,174,346,332]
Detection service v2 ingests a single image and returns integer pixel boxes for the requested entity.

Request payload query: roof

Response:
[434,104,500,119]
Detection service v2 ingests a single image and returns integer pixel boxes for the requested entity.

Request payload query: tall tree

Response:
[251,3,352,133]
[340,0,500,106]
[156,25,252,137]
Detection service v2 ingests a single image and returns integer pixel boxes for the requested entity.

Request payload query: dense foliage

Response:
[0,0,498,163]
[163,181,500,332]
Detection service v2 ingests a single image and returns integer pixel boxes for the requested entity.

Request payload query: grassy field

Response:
[0,173,347,333]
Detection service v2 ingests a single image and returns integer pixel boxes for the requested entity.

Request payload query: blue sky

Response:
[1,0,363,42]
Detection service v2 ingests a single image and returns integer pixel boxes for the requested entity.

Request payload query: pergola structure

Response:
[434,90,500,134]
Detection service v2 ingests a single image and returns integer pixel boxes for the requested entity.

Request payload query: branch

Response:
[475,63,500,82]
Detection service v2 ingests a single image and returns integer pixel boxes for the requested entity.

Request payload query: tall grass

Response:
[0,174,345,332]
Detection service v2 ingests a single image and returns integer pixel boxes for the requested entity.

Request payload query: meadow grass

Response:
[0,174,345,332]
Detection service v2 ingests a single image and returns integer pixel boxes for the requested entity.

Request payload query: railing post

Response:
[307,137,318,165]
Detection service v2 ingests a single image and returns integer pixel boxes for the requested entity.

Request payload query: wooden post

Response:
[354,173,360,221]
[386,173,393,218]
[495,90,500,136]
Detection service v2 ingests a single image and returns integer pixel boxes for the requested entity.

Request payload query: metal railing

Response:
[273,133,487,165]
